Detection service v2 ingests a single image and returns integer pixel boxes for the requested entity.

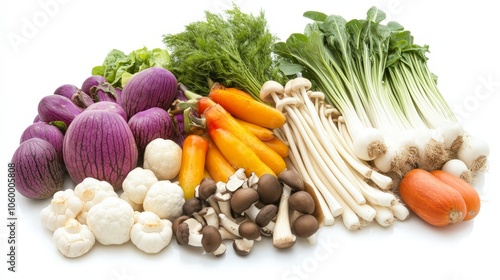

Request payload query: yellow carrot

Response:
[205,139,237,183]
[205,104,286,175]
[209,127,275,177]
[263,137,289,158]
[235,118,275,141]
[178,134,209,199]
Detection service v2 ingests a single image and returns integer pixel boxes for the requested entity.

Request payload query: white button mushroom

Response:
[40,189,84,232]
[143,180,185,220]
[143,138,182,180]
[86,197,135,245]
[53,218,95,258]
[122,167,158,205]
[73,177,118,224]
[130,211,173,254]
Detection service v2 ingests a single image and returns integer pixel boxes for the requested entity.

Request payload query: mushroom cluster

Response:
[173,168,320,256]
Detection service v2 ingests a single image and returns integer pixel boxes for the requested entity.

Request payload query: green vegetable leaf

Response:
[163,4,285,100]
[92,47,170,88]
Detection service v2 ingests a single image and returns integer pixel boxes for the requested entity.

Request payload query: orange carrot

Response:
[178,134,209,199]
[205,104,286,175]
[235,118,275,141]
[205,139,236,183]
[209,127,275,177]
[196,96,216,115]
[263,137,289,158]
[209,88,286,129]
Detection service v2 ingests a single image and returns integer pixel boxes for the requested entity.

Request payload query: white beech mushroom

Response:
[273,169,305,249]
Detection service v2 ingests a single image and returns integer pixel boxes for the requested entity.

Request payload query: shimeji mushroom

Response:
[219,214,261,256]
[230,187,260,217]
[53,218,95,258]
[40,189,84,232]
[73,177,118,224]
[198,207,219,228]
[256,173,282,205]
[176,218,223,255]
[86,197,135,245]
[130,211,173,254]
[195,178,221,213]
[272,169,305,249]
[182,197,203,216]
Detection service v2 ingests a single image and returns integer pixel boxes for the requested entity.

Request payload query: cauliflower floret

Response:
[130,211,173,254]
[122,167,158,204]
[143,138,182,180]
[86,197,134,245]
[74,177,118,224]
[143,181,184,220]
[120,191,143,212]
[40,189,83,232]
[53,218,95,258]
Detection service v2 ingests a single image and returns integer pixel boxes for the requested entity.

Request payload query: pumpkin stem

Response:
[449,210,463,225]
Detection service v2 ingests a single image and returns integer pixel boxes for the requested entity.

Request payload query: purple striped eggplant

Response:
[89,82,120,103]
[85,101,127,121]
[63,109,138,190]
[128,107,174,162]
[12,138,65,199]
[120,67,177,119]
[37,95,84,127]
[53,84,79,99]
[81,75,107,95]
[20,122,64,165]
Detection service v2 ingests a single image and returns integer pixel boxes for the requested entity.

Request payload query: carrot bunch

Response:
[177,86,289,199]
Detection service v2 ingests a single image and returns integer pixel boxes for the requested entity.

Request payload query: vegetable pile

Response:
[10,5,489,259]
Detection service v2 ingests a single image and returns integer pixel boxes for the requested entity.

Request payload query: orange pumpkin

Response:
[431,170,481,221]
[399,168,467,227]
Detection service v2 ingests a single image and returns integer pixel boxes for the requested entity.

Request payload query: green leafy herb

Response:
[163,4,285,100]
[92,47,170,88]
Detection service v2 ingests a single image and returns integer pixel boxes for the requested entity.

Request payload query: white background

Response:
[1,0,499,280]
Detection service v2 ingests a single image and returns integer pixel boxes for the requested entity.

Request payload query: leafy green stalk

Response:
[163,4,284,100]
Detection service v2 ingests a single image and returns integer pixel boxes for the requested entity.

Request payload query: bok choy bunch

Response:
[274,6,488,181]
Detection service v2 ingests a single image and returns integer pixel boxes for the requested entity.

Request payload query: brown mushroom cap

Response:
[288,191,315,214]
[230,188,259,215]
[292,214,319,238]
[172,215,190,244]
[183,198,203,216]
[175,222,191,245]
[198,177,217,200]
[277,169,305,192]
[238,221,261,240]
[254,204,278,227]
[201,225,223,253]
[257,174,283,205]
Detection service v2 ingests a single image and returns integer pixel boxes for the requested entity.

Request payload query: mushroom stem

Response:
[218,213,241,238]
[272,186,296,249]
